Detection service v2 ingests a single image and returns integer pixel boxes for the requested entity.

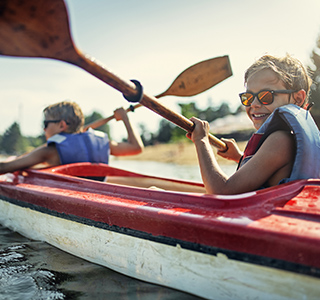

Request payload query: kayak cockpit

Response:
[40,162,207,193]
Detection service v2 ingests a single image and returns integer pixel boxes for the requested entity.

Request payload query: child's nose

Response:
[251,96,262,107]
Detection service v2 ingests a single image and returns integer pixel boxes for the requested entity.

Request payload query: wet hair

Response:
[43,101,84,133]
[244,54,313,104]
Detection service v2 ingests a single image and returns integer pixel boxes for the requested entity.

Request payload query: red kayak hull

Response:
[0,163,319,299]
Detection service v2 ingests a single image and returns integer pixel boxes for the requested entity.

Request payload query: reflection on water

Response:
[0,226,203,300]
[0,160,219,299]
[0,225,201,300]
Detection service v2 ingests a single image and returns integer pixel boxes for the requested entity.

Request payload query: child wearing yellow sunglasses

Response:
[187,54,320,194]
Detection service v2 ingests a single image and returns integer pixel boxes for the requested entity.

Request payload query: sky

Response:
[1,0,320,139]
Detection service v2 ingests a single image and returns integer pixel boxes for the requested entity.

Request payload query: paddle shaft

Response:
[73,51,227,151]
[0,0,227,151]
[83,55,232,131]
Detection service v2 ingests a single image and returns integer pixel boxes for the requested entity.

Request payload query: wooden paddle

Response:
[0,0,230,151]
[83,56,232,131]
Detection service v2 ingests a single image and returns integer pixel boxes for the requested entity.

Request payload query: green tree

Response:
[156,119,173,143]
[1,122,26,155]
[217,102,231,118]
[153,101,233,144]
[178,102,200,119]
[84,111,110,136]
[170,102,201,142]
[139,123,154,146]
[24,134,46,151]
[170,126,187,142]
[199,102,231,122]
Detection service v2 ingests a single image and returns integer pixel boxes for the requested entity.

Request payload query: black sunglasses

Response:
[43,119,62,129]
[239,89,296,106]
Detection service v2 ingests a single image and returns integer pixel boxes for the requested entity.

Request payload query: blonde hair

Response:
[244,54,313,104]
[43,101,84,133]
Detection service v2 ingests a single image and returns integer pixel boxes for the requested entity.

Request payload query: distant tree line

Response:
[0,102,245,155]
[141,102,244,146]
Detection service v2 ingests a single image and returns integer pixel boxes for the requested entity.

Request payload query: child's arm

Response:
[109,107,144,156]
[188,117,294,194]
[0,145,60,174]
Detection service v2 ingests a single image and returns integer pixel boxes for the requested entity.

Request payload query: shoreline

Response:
[0,141,247,166]
[114,141,247,166]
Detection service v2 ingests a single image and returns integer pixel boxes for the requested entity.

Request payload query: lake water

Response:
[110,158,237,181]
[0,160,237,299]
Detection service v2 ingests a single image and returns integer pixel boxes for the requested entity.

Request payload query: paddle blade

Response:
[157,55,232,98]
[0,0,77,61]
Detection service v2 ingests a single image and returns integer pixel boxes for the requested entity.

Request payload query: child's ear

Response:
[59,120,69,131]
[292,89,306,107]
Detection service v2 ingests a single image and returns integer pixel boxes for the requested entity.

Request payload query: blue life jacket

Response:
[47,128,110,165]
[239,104,320,185]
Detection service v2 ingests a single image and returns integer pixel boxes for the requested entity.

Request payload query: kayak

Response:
[0,162,319,300]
